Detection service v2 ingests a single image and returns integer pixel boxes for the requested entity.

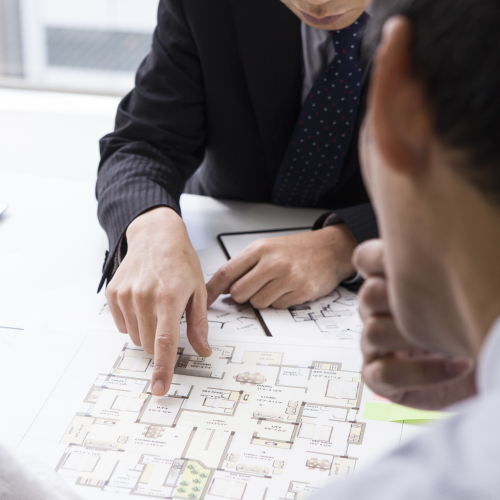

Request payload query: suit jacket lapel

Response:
[230,0,302,185]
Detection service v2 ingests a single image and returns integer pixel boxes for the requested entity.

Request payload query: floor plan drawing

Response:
[53,336,371,499]
[259,287,363,342]
[180,296,265,337]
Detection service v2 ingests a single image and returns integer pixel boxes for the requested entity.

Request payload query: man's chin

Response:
[288,4,362,31]
[300,10,346,29]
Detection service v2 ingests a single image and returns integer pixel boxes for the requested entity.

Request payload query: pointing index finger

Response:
[151,313,182,396]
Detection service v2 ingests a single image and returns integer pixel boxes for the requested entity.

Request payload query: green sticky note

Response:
[363,402,450,423]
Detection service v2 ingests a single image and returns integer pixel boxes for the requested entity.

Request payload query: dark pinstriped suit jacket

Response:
[96,0,378,290]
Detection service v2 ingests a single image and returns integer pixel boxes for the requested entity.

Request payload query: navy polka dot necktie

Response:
[272,13,368,207]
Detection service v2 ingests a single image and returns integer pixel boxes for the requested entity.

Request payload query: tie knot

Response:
[330,11,368,61]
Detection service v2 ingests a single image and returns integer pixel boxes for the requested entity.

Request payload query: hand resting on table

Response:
[207,224,358,309]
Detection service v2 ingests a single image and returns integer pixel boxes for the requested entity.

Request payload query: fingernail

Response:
[445,357,472,377]
[204,340,212,355]
[152,380,165,396]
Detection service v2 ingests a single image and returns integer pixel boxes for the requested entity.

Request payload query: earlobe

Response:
[370,16,431,177]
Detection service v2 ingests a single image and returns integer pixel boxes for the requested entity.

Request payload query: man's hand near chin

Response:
[354,239,477,411]
[206,224,358,310]
[106,207,212,397]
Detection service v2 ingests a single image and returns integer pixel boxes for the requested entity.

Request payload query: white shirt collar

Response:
[477,316,500,393]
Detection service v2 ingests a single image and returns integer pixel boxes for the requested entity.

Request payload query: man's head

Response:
[361,0,500,357]
[281,0,371,30]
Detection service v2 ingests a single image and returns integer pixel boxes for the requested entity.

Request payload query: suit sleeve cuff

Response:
[313,203,378,243]
[313,203,378,285]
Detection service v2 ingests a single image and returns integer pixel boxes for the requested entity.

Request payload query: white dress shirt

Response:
[301,23,335,103]
[315,316,500,500]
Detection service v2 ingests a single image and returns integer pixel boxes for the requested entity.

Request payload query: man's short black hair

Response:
[364,0,500,203]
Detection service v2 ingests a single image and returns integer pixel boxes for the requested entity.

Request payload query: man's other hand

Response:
[354,239,477,411]
[207,224,358,310]
[106,207,212,397]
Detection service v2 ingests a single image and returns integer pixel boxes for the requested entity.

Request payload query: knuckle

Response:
[297,285,316,303]
[155,332,177,354]
[287,266,302,283]
[230,284,245,303]
[132,285,151,304]
[250,297,268,310]
[156,288,179,305]
[128,332,142,347]
[271,299,285,309]
[217,265,233,282]
[190,315,209,334]
[143,344,155,355]
[363,316,385,346]
[266,257,284,273]
[116,287,131,304]
[358,278,383,307]
[231,293,245,305]
[367,360,395,390]
[251,239,268,253]
[364,361,386,389]
[106,283,118,300]
[361,365,381,393]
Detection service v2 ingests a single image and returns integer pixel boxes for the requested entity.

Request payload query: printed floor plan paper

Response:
[259,288,363,341]
[5,327,403,500]
[180,296,267,338]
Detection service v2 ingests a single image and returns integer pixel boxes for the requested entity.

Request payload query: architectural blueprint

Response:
[180,296,265,338]
[57,340,365,498]
[259,287,362,341]
[5,328,402,500]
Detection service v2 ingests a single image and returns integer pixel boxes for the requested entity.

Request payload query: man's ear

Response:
[369,16,432,176]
